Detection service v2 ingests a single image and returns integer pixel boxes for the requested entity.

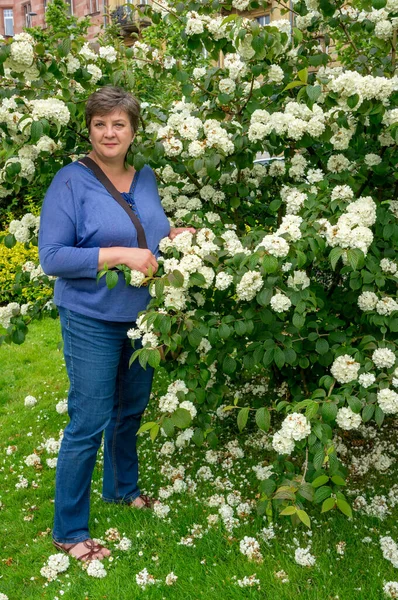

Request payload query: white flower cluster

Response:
[158,379,197,421]
[380,536,398,568]
[239,536,263,563]
[384,582,398,599]
[99,45,117,63]
[135,568,160,590]
[330,354,360,383]
[327,71,394,106]
[287,270,310,290]
[40,553,69,581]
[24,395,37,407]
[336,406,362,430]
[380,258,397,275]
[357,291,398,316]
[294,546,316,567]
[248,102,326,144]
[0,302,20,329]
[377,388,398,414]
[236,271,263,301]
[372,348,396,369]
[87,559,107,578]
[272,413,311,455]
[318,196,376,256]
[270,293,292,313]
[29,99,70,127]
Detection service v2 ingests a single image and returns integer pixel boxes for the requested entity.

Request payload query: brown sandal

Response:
[129,494,159,510]
[53,539,109,561]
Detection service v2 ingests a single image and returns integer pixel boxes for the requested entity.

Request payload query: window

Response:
[23,3,32,27]
[65,0,73,15]
[4,9,14,36]
[256,14,271,26]
[89,0,100,12]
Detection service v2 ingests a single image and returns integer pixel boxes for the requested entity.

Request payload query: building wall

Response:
[0,0,288,42]
[0,0,108,39]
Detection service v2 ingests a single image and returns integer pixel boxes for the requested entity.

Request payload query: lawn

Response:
[0,317,397,600]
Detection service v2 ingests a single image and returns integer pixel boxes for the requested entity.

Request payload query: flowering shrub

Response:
[1,0,398,522]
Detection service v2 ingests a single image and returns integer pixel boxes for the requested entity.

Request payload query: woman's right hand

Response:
[98,247,158,275]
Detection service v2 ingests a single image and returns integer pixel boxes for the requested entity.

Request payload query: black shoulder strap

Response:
[79,156,148,250]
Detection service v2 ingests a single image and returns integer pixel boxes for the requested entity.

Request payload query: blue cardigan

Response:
[38,161,170,322]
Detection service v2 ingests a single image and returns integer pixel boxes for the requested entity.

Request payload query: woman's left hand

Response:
[169,227,196,240]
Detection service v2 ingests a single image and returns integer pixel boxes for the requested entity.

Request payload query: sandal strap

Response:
[139,494,156,508]
[52,538,105,561]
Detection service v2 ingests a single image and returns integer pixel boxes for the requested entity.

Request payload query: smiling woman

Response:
[37,86,193,563]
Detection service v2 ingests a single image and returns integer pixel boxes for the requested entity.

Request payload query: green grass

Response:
[0,317,397,600]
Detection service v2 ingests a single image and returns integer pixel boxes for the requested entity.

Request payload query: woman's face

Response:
[89,109,134,163]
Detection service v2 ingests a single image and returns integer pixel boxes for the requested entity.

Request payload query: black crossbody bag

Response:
[79,156,148,249]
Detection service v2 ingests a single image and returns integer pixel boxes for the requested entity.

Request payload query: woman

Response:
[39,86,193,561]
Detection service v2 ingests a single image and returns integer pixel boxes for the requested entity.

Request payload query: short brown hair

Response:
[85,86,140,133]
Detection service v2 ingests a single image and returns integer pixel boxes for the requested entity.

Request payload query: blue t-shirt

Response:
[38,161,170,322]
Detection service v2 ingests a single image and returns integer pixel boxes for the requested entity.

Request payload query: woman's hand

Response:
[169,227,196,240]
[98,247,158,275]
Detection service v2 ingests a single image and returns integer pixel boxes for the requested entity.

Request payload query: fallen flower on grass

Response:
[86,559,107,578]
[135,568,159,590]
[294,546,316,567]
[165,572,178,585]
[384,581,398,598]
[40,554,69,581]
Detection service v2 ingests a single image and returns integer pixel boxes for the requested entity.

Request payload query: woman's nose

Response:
[104,126,115,137]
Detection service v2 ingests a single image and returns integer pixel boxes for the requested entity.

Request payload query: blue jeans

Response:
[53,308,154,543]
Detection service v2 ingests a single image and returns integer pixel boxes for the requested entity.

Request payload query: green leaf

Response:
[137,421,157,434]
[322,402,338,423]
[329,247,344,270]
[331,475,346,486]
[297,509,311,528]
[237,407,250,432]
[259,478,276,497]
[375,405,385,426]
[192,427,204,447]
[133,153,146,171]
[297,67,308,83]
[188,329,202,348]
[274,347,285,369]
[372,0,386,7]
[316,338,329,355]
[30,120,43,144]
[3,234,16,249]
[171,408,192,429]
[255,407,271,431]
[313,448,325,470]
[256,287,272,306]
[321,497,336,513]
[280,505,297,516]
[293,312,305,329]
[162,417,174,437]
[147,349,161,368]
[314,485,332,504]
[312,475,329,488]
[346,248,364,271]
[106,270,119,290]
[219,323,232,339]
[362,404,375,423]
[306,401,319,419]
[347,396,362,414]
[168,269,185,288]
[283,80,305,91]
[150,423,160,442]
[347,94,360,109]
[223,355,237,375]
[306,85,321,102]
[336,499,352,518]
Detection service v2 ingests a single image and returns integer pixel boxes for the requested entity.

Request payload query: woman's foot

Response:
[130,494,160,509]
[53,539,111,561]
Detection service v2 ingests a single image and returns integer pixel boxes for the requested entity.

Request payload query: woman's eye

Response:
[95,123,104,127]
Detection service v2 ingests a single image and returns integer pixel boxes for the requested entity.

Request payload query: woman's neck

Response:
[88,151,131,177]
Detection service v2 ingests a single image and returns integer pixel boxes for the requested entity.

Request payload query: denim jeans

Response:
[53,307,154,543]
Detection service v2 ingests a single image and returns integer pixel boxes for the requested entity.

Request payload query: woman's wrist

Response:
[98,247,124,271]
